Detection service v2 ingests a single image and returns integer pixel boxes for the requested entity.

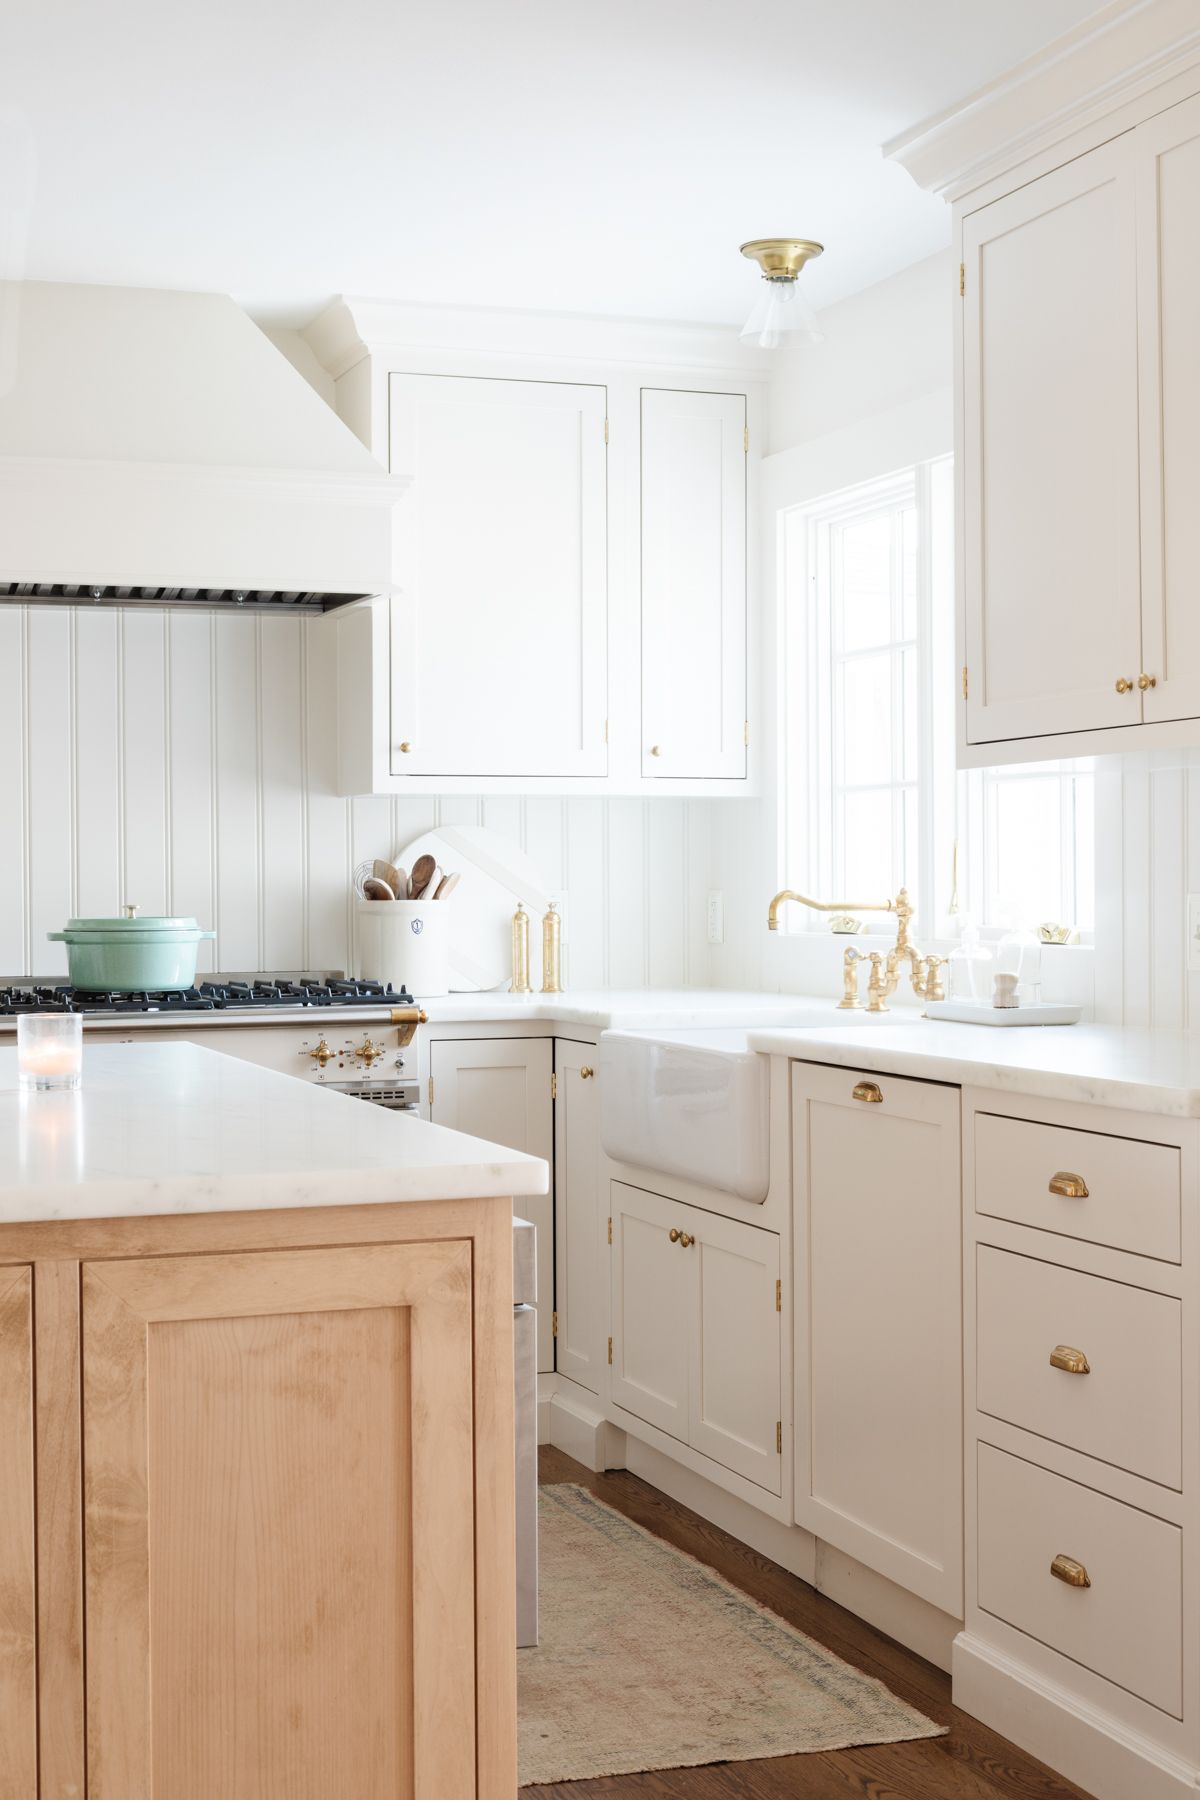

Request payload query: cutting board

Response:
[396,825,550,992]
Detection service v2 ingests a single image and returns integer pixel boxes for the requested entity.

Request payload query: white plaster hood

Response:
[0,282,402,612]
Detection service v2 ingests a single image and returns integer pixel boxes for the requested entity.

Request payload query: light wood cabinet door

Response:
[793,1065,962,1613]
[389,372,608,779]
[690,1209,781,1494]
[554,1040,601,1393]
[610,1181,691,1442]
[81,1241,478,1800]
[961,139,1142,745]
[640,388,747,779]
[0,1266,35,1800]
[429,1034,554,1368]
[1137,92,1200,726]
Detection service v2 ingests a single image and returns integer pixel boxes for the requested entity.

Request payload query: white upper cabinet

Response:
[640,389,747,780]
[955,79,1200,764]
[962,140,1141,747]
[389,374,609,780]
[1137,93,1200,727]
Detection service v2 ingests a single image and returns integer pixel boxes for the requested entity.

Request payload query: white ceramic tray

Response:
[923,999,1081,1027]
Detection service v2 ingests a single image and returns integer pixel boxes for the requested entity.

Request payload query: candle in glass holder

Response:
[17,1013,83,1090]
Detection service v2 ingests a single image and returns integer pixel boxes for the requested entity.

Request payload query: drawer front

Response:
[977,1248,1181,1488]
[977,1444,1182,1717]
[974,1113,1180,1262]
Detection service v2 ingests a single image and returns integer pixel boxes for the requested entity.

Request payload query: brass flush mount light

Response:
[739,238,824,348]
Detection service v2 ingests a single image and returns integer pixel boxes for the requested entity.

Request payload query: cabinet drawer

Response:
[978,1444,1182,1717]
[974,1113,1180,1261]
[977,1248,1181,1488]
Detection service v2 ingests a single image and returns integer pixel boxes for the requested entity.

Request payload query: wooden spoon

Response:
[433,871,460,900]
[374,859,404,895]
[362,876,396,901]
[414,862,442,900]
[409,853,437,898]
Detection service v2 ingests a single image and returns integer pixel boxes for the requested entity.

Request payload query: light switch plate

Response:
[1188,895,1200,973]
[707,890,724,945]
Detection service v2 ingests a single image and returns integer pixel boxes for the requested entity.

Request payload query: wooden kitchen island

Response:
[0,1042,546,1800]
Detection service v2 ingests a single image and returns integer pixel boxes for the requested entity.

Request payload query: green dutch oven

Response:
[48,906,216,991]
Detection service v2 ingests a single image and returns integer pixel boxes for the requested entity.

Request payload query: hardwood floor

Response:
[528,1448,1094,1800]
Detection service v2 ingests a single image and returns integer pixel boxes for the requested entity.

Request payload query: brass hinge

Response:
[775,1279,781,1313]
[607,1215,613,1245]
[608,1336,613,1366]
[604,416,610,445]
[743,424,749,454]
[743,719,749,747]
[962,665,969,701]
[776,1421,782,1454]
[604,717,609,743]
[959,262,965,297]
[550,1072,557,1100]
[427,1075,435,1106]
[551,1310,558,1338]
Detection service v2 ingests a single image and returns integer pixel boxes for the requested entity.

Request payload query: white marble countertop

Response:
[748,1019,1200,1118]
[0,1042,549,1223]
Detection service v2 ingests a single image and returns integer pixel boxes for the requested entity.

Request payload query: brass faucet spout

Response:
[767,889,896,932]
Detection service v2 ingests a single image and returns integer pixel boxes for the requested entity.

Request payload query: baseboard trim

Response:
[547,1380,619,1471]
[815,1543,958,1675]
[623,1437,817,1583]
[953,1633,1197,1800]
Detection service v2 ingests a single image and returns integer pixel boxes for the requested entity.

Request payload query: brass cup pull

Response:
[852,1081,883,1104]
[1138,673,1157,690]
[678,1232,694,1248]
[1048,1171,1089,1199]
[1050,1554,1091,1589]
[669,1228,681,1243]
[1115,677,1134,694]
[579,1065,595,1080]
[1050,1344,1091,1375]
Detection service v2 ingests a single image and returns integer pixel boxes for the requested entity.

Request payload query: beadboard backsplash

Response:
[0,607,711,988]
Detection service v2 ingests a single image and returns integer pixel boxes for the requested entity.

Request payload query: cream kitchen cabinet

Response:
[553,1039,602,1394]
[609,1181,782,1495]
[640,388,747,780]
[791,1064,962,1613]
[310,300,762,795]
[428,1035,554,1370]
[957,87,1200,763]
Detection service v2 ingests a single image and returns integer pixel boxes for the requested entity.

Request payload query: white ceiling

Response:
[5,0,1111,330]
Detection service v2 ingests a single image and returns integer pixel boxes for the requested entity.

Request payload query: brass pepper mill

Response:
[540,901,563,993]
[510,903,532,994]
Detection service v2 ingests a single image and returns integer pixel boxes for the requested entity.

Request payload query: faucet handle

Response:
[923,954,947,1004]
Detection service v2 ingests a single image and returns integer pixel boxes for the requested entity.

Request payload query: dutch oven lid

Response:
[58,906,204,933]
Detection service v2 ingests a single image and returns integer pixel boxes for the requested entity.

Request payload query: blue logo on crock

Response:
[410,918,424,935]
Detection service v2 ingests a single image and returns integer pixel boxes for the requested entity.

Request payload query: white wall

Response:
[0,605,710,988]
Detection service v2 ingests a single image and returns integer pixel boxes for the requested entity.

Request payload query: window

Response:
[782,458,1093,936]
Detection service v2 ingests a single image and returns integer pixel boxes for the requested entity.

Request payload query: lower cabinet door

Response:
[81,1242,478,1800]
[690,1211,781,1494]
[0,1265,35,1800]
[792,1064,963,1613]
[554,1040,602,1393]
[429,1035,554,1369]
[610,1182,691,1442]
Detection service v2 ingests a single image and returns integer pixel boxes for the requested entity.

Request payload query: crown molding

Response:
[885,0,1200,202]
[302,295,774,383]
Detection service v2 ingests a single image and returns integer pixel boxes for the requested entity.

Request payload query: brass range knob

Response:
[1138,673,1157,690]
[354,1037,385,1067]
[1115,677,1134,694]
[308,1039,335,1068]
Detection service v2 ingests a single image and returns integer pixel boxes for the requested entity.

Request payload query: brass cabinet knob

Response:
[579,1065,595,1079]
[1050,1554,1091,1588]
[852,1081,883,1104]
[1138,673,1157,690]
[1050,1344,1091,1375]
[399,741,413,753]
[1115,677,1134,694]
[669,1228,681,1243]
[308,1039,335,1068]
[649,745,662,757]
[678,1232,694,1248]
[1049,1171,1089,1199]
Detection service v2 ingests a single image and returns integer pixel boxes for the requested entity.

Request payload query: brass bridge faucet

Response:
[766,887,946,1013]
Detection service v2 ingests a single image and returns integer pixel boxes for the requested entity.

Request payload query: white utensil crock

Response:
[354,899,448,998]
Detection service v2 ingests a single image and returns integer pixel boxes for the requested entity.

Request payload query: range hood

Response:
[0,282,401,612]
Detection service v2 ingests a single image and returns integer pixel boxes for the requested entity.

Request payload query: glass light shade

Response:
[740,278,823,350]
[17,1012,82,1090]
